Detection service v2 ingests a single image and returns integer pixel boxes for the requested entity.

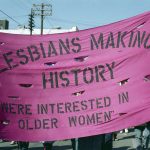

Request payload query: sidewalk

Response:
[113,130,135,150]
[0,130,144,150]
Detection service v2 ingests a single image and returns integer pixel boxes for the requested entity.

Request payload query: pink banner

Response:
[0,11,150,142]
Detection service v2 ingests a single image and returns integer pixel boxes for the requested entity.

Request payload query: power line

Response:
[50,17,97,27]
[11,15,28,18]
[32,3,52,35]
[45,17,55,27]
[20,0,32,9]
[0,9,22,26]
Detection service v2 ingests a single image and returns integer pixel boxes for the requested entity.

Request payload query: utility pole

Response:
[28,8,35,35]
[33,3,52,35]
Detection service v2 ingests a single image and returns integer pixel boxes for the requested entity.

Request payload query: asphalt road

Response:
[0,129,150,150]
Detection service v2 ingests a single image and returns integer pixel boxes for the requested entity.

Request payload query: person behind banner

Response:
[17,141,53,150]
[42,141,53,150]
[42,139,76,150]
[17,141,29,150]
[134,122,150,150]
[113,132,118,141]
[76,134,107,150]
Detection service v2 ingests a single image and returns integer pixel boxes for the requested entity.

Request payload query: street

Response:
[0,129,147,150]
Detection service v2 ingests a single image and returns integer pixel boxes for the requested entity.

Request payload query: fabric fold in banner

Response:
[0,11,150,141]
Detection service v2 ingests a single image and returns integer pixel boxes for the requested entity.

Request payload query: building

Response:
[0,20,9,29]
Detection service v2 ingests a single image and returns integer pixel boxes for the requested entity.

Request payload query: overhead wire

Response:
[1,1,97,30]
[45,17,55,28]
[11,15,28,18]
[0,9,22,26]
[20,0,33,9]
[13,0,41,29]
[50,17,98,27]
[0,0,31,27]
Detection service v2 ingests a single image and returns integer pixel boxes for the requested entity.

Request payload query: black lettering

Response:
[35,119,41,129]
[72,101,80,112]
[43,119,50,129]
[3,52,19,69]
[0,103,9,113]
[18,120,25,129]
[83,67,94,84]
[71,69,81,86]
[60,71,70,87]
[57,103,64,113]
[81,100,88,110]
[90,33,104,50]
[51,118,58,128]
[88,99,95,109]
[104,97,111,107]
[9,103,16,114]
[144,34,150,49]
[18,104,24,114]
[96,98,103,108]
[40,43,46,58]
[95,65,106,81]
[96,112,103,124]
[42,72,54,89]
[132,31,146,48]
[59,38,70,55]
[48,41,58,57]
[16,49,29,65]
[106,62,115,79]
[26,119,33,130]
[68,116,77,127]
[117,32,127,48]
[119,92,129,104]
[37,104,40,114]
[104,111,112,122]
[27,45,40,62]
[71,37,81,53]
[39,104,48,114]
[54,72,59,88]
[65,102,72,113]
[128,31,134,47]
[78,115,85,125]
[86,113,96,125]
[49,104,55,114]
[105,32,115,48]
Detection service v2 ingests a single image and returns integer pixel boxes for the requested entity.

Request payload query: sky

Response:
[0,0,150,30]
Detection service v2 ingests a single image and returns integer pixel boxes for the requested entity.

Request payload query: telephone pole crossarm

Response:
[32,3,52,35]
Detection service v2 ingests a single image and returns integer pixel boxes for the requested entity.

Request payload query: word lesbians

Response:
[42,62,115,88]
[1,31,149,74]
